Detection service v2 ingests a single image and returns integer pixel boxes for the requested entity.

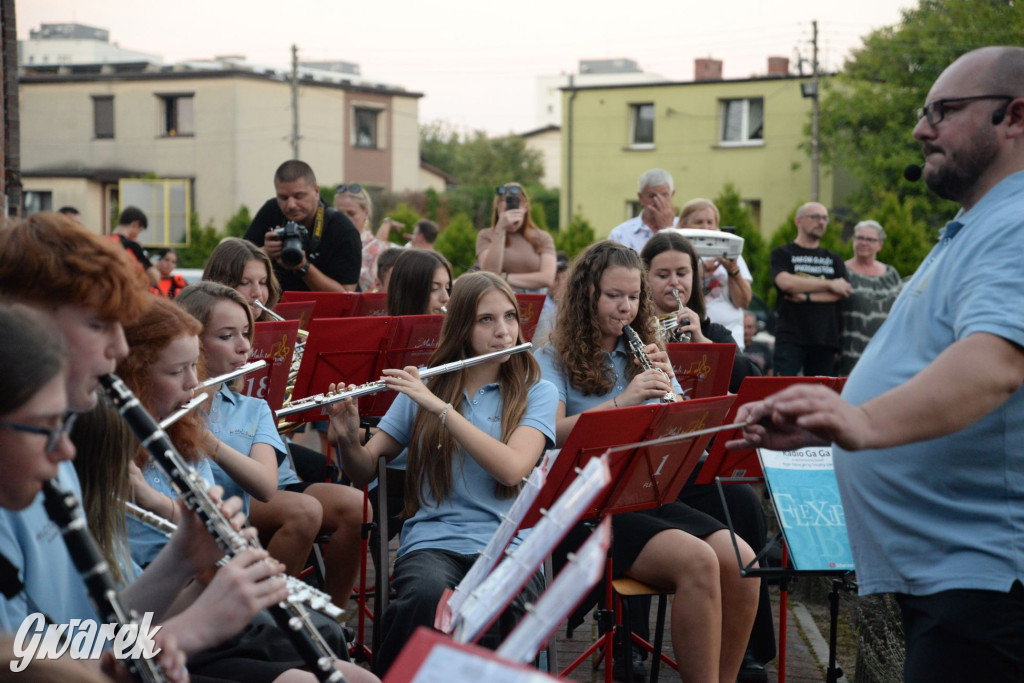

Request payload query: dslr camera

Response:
[271,221,309,269]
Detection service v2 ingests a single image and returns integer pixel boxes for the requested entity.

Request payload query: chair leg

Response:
[649,594,666,683]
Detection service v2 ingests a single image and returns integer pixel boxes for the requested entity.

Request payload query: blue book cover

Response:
[758,447,854,571]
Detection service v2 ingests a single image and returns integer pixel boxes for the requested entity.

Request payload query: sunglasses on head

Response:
[335,183,364,196]
[496,185,522,197]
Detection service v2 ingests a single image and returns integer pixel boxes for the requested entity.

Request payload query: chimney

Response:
[694,58,723,81]
[767,56,790,77]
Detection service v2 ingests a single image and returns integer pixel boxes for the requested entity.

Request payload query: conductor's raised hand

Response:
[325,382,361,447]
[725,385,867,451]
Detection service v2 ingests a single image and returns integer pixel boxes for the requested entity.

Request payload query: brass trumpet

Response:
[655,288,691,344]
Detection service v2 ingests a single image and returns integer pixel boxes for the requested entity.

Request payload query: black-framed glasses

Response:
[854,235,880,243]
[334,183,364,196]
[496,185,522,197]
[916,95,1014,126]
[0,412,77,453]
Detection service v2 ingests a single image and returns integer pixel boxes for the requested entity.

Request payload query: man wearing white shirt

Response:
[607,168,678,252]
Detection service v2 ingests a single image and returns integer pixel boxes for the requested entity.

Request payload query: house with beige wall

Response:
[561,58,853,238]
[19,59,422,244]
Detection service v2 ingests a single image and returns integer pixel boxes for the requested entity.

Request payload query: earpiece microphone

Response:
[903,164,924,182]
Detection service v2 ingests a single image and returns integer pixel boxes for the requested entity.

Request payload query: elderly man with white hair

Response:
[607,168,678,252]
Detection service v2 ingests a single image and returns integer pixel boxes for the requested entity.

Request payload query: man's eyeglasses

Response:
[496,185,522,197]
[915,95,1014,126]
[0,413,77,453]
[802,214,830,223]
[334,183,364,196]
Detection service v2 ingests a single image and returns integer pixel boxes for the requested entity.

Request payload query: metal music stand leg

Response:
[372,454,390,658]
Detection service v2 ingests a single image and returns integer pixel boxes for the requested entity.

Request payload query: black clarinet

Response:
[99,373,347,683]
[41,480,167,683]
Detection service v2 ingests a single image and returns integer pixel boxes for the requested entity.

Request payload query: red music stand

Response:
[244,320,299,413]
[352,292,388,317]
[279,290,359,318]
[384,627,561,683]
[271,300,316,330]
[666,342,736,399]
[359,314,443,418]
[696,376,846,484]
[514,293,546,342]
[519,395,736,682]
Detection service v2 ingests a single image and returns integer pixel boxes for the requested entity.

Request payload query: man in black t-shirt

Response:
[770,202,850,376]
[243,160,361,292]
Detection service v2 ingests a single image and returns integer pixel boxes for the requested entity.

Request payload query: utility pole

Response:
[810,20,820,202]
[290,44,300,159]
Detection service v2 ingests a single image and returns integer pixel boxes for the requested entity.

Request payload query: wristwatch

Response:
[296,262,311,277]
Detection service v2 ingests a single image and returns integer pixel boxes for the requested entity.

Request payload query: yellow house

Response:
[562,60,852,237]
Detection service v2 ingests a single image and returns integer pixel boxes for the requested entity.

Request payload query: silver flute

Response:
[200,360,268,389]
[125,502,344,621]
[622,324,678,403]
[159,393,210,430]
[277,342,533,419]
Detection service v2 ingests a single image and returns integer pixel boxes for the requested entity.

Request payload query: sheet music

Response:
[496,517,610,663]
[443,464,548,628]
[453,453,611,644]
[409,645,554,683]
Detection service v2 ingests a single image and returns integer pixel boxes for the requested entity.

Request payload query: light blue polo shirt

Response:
[0,462,100,630]
[206,385,289,512]
[127,457,216,567]
[535,338,683,415]
[377,379,557,558]
[836,170,1024,596]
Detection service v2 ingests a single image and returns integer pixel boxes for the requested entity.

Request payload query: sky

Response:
[18,0,918,136]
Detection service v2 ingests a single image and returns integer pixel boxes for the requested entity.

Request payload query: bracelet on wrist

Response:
[296,261,311,277]
[613,395,619,408]
[438,402,453,428]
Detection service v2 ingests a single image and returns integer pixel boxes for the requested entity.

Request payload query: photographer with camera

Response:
[244,160,361,292]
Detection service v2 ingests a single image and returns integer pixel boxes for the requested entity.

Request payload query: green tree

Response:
[420,121,544,190]
[818,0,1023,268]
[555,215,596,259]
[177,214,222,268]
[713,184,768,300]
[434,212,478,277]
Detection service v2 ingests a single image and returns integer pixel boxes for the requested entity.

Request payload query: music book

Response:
[451,454,612,645]
[758,447,855,571]
[696,376,846,484]
[520,395,736,528]
[513,293,546,342]
[665,342,736,399]
[495,517,611,664]
[244,320,299,413]
[383,627,559,683]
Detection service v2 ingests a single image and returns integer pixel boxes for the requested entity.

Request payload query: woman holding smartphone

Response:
[477,183,556,292]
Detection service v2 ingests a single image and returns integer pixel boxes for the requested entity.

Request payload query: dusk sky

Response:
[19,0,917,135]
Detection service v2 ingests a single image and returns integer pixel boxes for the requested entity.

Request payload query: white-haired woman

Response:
[838,220,902,375]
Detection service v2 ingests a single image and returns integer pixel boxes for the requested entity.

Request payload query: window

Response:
[93,96,114,139]
[353,108,379,148]
[630,103,655,147]
[119,178,192,246]
[158,94,195,137]
[23,191,53,215]
[720,98,764,145]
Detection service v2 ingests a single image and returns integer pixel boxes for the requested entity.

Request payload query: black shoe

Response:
[737,650,768,683]
[611,644,648,682]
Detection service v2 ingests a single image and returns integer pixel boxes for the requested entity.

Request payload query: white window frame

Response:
[719,98,764,147]
[629,103,655,149]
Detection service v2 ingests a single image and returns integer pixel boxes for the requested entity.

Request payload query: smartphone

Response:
[506,196,520,210]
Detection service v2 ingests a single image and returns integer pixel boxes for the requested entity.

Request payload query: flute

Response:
[125,502,344,621]
[159,392,209,430]
[99,374,348,682]
[277,342,533,419]
[42,481,167,683]
[200,360,267,389]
